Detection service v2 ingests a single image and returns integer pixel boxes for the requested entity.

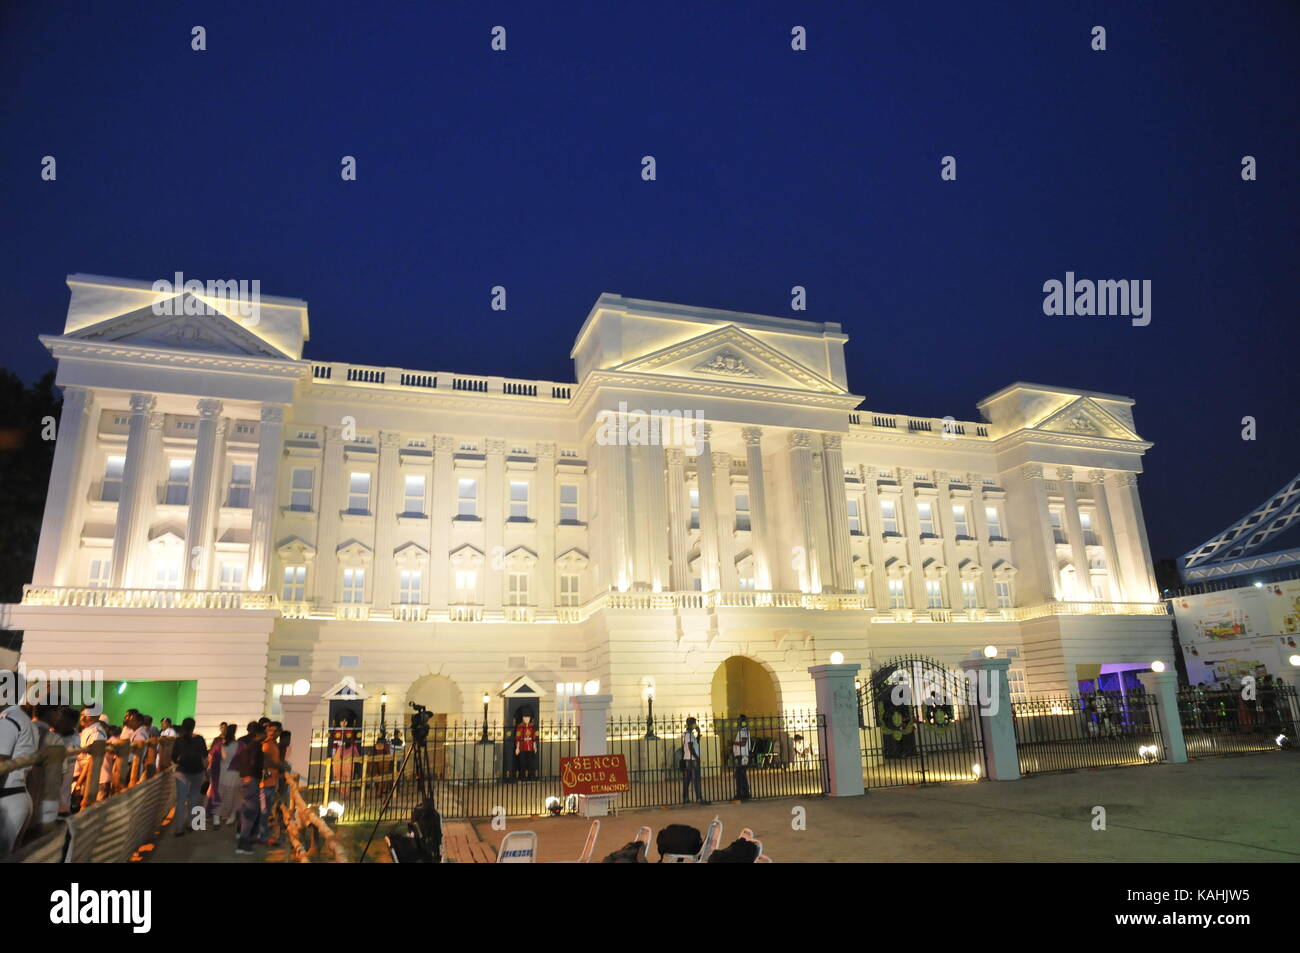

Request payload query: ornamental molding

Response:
[694,351,761,379]
[570,370,862,415]
[42,336,307,379]
[788,431,813,450]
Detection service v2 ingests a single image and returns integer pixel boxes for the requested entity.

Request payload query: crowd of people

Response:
[0,684,293,859]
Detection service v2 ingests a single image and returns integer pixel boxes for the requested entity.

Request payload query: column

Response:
[246,405,284,592]
[431,436,455,608]
[787,431,820,592]
[629,443,654,588]
[1057,467,1090,601]
[484,439,506,609]
[1087,470,1124,601]
[184,399,224,590]
[695,426,721,591]
[373,432,402,609]
[714,452,739,590]
[644,442,670,591]
[959,657,1020,781]
[600,440,633,591]
[807,663,864,796]
[313,425,346,605]
[571,693,614,817]
[1112,473,1158,602]
[665,448,691,590]
[1136,669,1188,763]
[741,427,773,590]
[536,443,557,608]
[820,434,854,592]
[278,690,319,774]
[33,385,95,587]
[1021,464,1061,601]
[110,394,162,588]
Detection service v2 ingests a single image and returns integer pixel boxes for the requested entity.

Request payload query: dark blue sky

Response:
[2,0,1297,564]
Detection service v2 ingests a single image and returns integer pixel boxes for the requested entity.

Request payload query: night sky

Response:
[1,0,1296,566]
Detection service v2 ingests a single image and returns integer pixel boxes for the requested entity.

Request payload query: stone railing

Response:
[849,412,991,440]
[21,585,278,611]
[1010,601,1169,621]
[310,361,574,403]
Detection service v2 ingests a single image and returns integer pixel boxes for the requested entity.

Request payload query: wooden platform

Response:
[442,820,497,863]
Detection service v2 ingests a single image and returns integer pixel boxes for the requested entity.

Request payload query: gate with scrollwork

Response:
[858,655,987,788]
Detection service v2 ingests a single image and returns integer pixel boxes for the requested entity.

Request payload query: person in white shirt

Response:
[679,716,709,805]
[160,717,178,739]
[731,714,751,802]
[75,708,110,804]
[0,690,40,855]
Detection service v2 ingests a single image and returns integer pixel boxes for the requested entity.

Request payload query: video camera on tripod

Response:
[363,701,444,863]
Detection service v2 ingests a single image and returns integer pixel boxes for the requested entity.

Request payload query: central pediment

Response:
[1034,397,1140,441]
[612,325,845,394]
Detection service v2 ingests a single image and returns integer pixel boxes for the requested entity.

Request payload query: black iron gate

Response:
[858,655,987,787]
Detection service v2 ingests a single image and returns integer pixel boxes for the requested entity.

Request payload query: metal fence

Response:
[606,711,828,808]
[859,655,987,787]
[1013,691,1162,775]
[303,710,827,822]
[1177,684,1299,758]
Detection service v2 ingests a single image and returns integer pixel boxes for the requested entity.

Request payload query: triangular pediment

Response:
[501,674,547,698]
[66,295,292,359]
[1035,398,1139,441]
[614,325,844,394]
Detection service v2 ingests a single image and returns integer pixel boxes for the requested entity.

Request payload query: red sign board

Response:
[560,754,631,796]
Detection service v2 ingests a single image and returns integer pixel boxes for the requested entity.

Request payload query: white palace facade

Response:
[8,275,1170,734]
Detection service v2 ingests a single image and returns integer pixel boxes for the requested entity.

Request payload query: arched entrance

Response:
[710,656,780,716]
[405,674,462,775]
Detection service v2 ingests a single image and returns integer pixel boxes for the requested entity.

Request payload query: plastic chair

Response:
[496,830,538,863]
[573,819,600,863]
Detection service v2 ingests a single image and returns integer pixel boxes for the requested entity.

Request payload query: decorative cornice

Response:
[42,336,308,379]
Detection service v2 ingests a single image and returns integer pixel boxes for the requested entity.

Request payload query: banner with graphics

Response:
[1171,579,1300,686]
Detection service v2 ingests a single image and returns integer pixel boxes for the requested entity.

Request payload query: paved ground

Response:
[140,752,1300,863]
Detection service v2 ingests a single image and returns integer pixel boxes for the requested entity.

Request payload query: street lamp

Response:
[379,692,388,737]
[1151,660,1166,673]
[479,692,491,744]
[643,682,658,740]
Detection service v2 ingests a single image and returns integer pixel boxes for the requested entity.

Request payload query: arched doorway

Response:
[710,656,780,716]
[405,674,462,775]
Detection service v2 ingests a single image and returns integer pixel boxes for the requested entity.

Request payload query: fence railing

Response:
[302,711,827,822]
[1177,684,1299,758]
[1012,692,1162,775]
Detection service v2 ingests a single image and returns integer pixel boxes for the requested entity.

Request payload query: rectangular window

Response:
[952,504,970,538]
[507,571,530,606]
[218,563,244,591]
[985,505,1003,539]
[88,558,111,588]
[399,569,423,604]
[347,472,371,514]
[510,481,530,519]
[1080,510,1098,546]
[738,574,755,590]
[457,478,478,517]
[165,459,192,505]
[689,488,700,530]
[925,579,944,609]
[282,565,306,602]
[227,463,253,508]
[917,502,936,536]
[854,577,867,594]
[961,580,978,610]
[290,468,314,512]
[454,569,477,593]
[734,493,751,531]
[994,581,1012,609]
[403,474,426,516]
[558,573,580,607]
[880,498,899,535]
[887,579,906,609]
[1050,509,1067,545]
[847,498,861,534]
[1091,578,1107,601]
[560,484,579,522]
[101,456,125,502]
[154,560,180,589]
[342,567,366,603]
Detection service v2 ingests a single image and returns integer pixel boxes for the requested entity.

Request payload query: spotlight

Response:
[1151,660,1166,673]
[972,763,982,779]
[830,651,844,665]
[545,796,562,816]
[983,645,998,659]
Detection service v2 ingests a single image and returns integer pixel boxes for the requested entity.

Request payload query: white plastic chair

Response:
[496,830,538,863]
[633,825,653,863]
[573,819,600,863]
[661,816,722,863]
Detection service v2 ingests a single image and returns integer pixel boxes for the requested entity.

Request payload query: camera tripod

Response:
[360,702,443,862]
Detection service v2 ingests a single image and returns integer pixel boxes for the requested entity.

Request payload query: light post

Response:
[643,682,658,740]
[478,692,491,744]
[379,692,388,736]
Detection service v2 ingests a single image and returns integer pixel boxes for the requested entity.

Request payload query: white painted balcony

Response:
[309,361,574,403]
[391,603,429,622]
[21,585,278,611]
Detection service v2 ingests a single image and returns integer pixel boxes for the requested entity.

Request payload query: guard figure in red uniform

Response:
[514,712,538,781]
